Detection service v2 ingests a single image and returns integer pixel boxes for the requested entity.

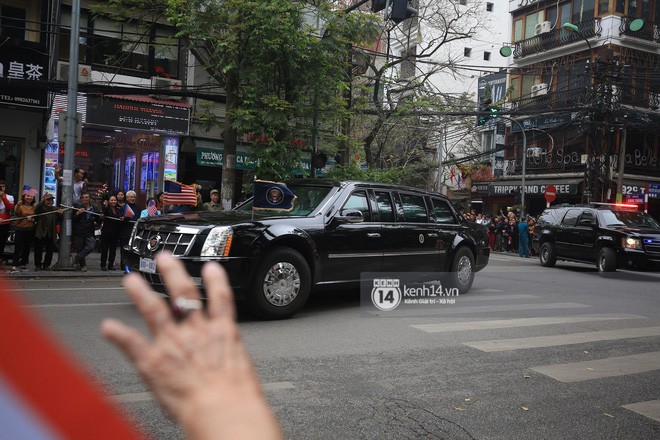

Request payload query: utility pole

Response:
[436,127,443,193]
[56,0,81,270]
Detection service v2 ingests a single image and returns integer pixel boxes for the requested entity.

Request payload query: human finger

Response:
[202,262,235,322]
[101,318,152,365]
[156,252,201,300]
[156,252,204,323]
[123,272,175,335]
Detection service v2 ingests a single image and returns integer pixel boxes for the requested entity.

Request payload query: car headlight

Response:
[201,226,233,257]
[622,237,642,250]
[128,222,138,248]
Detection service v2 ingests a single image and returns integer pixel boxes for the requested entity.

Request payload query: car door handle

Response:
[367,233,381,238]
[427,233,438,238]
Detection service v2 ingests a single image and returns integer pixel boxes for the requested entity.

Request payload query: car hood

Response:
[139,210,314,229]
[606,226,660,237]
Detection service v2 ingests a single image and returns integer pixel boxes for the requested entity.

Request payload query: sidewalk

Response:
[1,249,124,279]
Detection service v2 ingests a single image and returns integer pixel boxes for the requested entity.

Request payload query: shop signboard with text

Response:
[86,96,189,134]
[0,42,49,108]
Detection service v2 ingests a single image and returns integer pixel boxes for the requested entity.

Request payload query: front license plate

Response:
[139,257,156,274]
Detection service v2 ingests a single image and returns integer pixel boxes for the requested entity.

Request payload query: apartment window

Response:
[58,7,181,79]
[486,2,494,11]
[0,5,26,40]
[464,47,472,57]
[484,51,491,61]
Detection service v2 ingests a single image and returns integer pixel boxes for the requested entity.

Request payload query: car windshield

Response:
[598,209,660,229]
[235,185,334,216]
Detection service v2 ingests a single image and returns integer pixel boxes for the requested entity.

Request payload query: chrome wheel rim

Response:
[541,247,548,263]
[599,253,606,271]
[262,262,300,307]
[457,255,472,286]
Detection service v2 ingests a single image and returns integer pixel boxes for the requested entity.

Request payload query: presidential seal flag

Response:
[252,180,296,211]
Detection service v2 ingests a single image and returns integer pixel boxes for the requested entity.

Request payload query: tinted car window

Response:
[537,208,567,226]
[399,193,428,222]
[375,191,395,222]
[561,209,581,227]
[431,198,456,224]
[598,209,660,229]
[579,211,596,225]
[341,191,371,221]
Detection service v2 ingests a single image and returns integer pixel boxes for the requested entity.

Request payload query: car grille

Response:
[644,239,660,255]
[133,227,197,257]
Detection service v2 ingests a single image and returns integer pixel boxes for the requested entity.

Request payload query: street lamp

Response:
[561,22,592,51]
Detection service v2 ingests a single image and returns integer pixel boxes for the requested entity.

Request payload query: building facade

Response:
[477,0,660,217]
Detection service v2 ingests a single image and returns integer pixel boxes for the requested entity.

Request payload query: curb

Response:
[3,270,125,279]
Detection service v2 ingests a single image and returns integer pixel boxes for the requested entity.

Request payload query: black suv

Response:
[532,204,660,272]
[126,180,490,319]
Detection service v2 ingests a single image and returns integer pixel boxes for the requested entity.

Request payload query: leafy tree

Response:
[95,0,379,206]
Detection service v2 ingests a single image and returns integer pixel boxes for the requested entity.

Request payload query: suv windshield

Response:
[235,185,335,216]
[598,209,660,229]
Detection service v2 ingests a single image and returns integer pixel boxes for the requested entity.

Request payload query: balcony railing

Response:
[513,18,601,60]
[510,87,595,112]
[620,17,660,43]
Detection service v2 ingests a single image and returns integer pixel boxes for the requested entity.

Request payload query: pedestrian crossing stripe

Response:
[622,400,660,423]
[412,314,645,333]
[464,326,660,352]
[0,275,143,439]
[531,351,660,382]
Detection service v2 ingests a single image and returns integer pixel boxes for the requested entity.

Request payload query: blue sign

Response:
[649,183,660,199]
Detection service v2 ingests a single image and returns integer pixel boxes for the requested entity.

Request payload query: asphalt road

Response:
[9,253,660,439]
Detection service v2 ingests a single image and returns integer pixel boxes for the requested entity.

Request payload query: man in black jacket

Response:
[73,193,100,271]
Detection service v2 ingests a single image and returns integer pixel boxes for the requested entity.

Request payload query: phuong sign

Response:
[0,43,49,108]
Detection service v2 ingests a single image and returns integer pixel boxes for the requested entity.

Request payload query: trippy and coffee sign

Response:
[0,43,49,108]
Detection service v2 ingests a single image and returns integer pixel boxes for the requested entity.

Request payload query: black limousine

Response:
[126,180,490,319]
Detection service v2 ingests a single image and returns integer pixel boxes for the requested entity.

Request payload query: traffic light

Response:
[391,0,416,24]
[477,98,493,126]
[371,0,387,13]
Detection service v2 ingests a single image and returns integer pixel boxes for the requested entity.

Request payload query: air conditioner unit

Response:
[56,61,93,83]
[151,76,182,91]
[531,83,548,97]
[534,21,552,35]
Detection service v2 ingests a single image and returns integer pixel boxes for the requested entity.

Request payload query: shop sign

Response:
[489,183,578,195]
[196,146,334,176]
[196,147,257,170]
[0,43,49,108]
[648,183,660,199]
[86,96,189,134]
[510,113,574,132]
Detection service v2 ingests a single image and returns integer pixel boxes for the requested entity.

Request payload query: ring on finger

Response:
[172,297,203,320]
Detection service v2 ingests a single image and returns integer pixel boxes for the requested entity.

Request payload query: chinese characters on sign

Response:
[0,43,49,108]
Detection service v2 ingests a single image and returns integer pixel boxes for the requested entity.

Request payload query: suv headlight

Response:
[622,237,642,250]
[201,226,233,257]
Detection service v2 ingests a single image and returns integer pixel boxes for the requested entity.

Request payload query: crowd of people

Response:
[0,173,223,274]
[460,209,538,258]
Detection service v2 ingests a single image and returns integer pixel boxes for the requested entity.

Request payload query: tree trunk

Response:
[221,68,239,210]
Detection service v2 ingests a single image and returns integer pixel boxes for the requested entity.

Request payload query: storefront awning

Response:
[106,94,191,108]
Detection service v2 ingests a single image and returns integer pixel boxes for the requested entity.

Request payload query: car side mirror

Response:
[335,209,364,224]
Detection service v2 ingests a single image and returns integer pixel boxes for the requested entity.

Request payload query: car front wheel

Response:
[597,247,616,273]
[540,242,557,267]
[445,247,475,295]
[248,247,311,319]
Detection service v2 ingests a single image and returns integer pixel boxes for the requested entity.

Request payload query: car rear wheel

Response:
[597,247,616,273]
[445,247,475,295]
[248,247,311,319]
[539,242,557,267]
